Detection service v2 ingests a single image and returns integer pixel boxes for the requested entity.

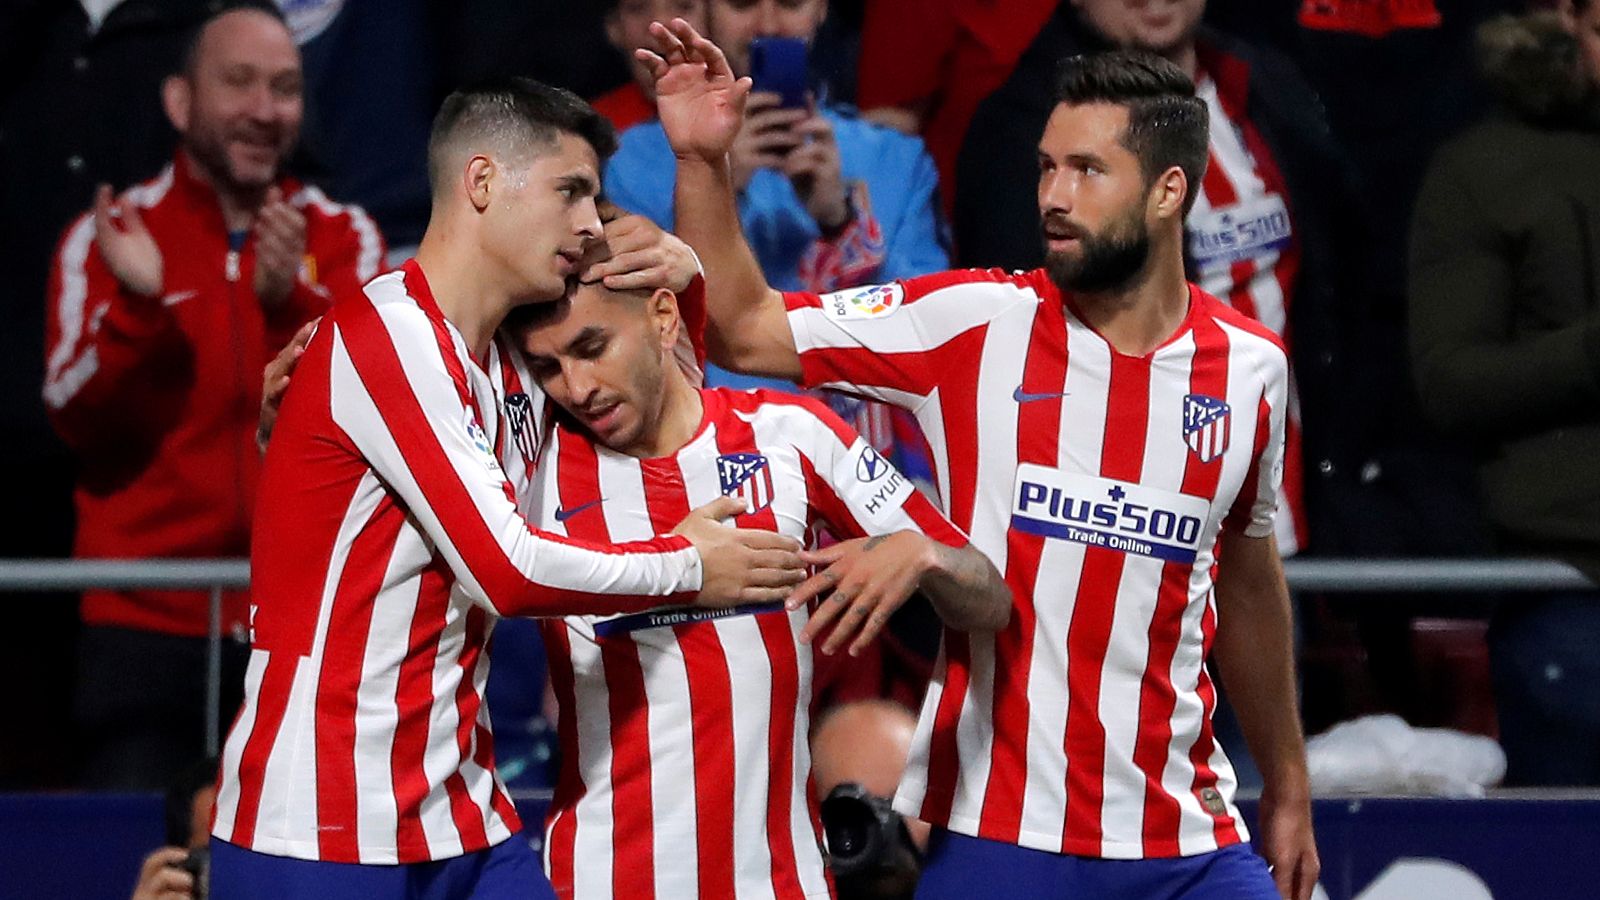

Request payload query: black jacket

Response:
[1409,15,1600,578]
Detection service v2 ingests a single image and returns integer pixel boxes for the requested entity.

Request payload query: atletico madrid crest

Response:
[1182,394,1231,463]
[717,453,774,514]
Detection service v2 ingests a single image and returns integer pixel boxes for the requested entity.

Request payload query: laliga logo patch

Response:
[717,452,774,514]
[826,282,904,320]
[463,407,501,472]
[1182,394,1231,463]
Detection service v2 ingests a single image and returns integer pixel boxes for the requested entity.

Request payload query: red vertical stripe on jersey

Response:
[556,434,660,900]
[1062,347,1153,853]
[1133,318,1232,855]
[715,405,808,899]
[542,620,584,895]
[914,327,989,825]
[226,652,302,848]
[442,606,492,849]
[978,300,1067,842]
[1189,593,1240,845]
[314,498,405,859]
[641,452,739,900]
[390,558,453,859]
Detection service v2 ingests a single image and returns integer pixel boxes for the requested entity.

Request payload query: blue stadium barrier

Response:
[4,793,1597,899]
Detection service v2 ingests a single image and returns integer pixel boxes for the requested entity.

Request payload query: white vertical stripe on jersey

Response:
[680,437,781,900]
[565,630,617,900]
[355,525,432,855]
[947,301,1036,830]
[212,652,265,838]
[415,595,470,858]
[785,605,830,899]
[917,389,952,514]
[598,450,702,899]
[249,468,387,855]
[1100,333,1200,853]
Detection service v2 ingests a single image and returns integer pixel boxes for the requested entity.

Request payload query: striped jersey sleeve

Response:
[781,268,1049,406]
[1222,321,1289,538]
[327,282,704,618]
[777,393,969,549]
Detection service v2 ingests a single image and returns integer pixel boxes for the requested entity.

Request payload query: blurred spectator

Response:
[855,0,1058,216]
[604,0,947,298]
[957,0,1382,558]
[811,699,929,900]
[0,0,219,790]
[288,0,443,255]
[593,0,710,133]
[1409,4,1600,785]
[43,4,383,789]
[130,757,217,900]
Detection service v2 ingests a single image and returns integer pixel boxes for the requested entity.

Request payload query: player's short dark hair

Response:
[176,1,289,78]
[1053,51,1209,215]
[427,78,618,194]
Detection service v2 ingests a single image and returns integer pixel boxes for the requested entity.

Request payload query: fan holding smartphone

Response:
[604,3,948,297]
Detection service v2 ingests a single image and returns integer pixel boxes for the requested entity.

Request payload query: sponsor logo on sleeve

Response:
[824,282,904,320]
[1010,464,1212,563]
[846,440,911,523]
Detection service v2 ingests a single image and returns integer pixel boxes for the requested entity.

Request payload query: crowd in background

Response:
[1,0,1596,823]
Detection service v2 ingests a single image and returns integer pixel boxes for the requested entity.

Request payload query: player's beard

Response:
[1042,206,1152,295]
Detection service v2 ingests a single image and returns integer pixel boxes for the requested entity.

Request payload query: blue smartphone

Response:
[749,36,809,109]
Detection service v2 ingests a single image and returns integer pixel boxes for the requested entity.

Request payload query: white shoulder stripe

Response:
[295,185,385,282]
[43,165,176,410]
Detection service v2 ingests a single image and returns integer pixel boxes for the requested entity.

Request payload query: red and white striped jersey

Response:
[526,387,968,900]
[783,270,1289,860]
[213,261,706,865]
[1188,72,1307,554]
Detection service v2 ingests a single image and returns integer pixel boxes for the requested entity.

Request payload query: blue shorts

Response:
[915,829,1279,900]
[209,834,555,900]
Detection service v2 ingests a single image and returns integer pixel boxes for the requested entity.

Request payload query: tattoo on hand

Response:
[863,535,887,551]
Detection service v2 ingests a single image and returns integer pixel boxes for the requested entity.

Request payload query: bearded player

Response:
[625,20,1319,900]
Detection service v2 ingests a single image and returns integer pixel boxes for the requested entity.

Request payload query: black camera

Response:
[820,783,922,899]
[174,846,209,900]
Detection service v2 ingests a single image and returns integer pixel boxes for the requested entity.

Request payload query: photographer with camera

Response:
[130,758,216,900]
[812,700,931,900]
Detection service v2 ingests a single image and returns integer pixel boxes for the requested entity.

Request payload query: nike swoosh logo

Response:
[1012,386,1070,404]
[161,290,200,307]
[553,498,603,523]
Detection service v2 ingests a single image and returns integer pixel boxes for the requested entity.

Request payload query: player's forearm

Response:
[1212,539,1311,802]
[673,154,789,376]
[919,540,1012,633]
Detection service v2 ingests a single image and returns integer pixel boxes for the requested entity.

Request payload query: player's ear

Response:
[464,155,496,212]
[162,75,192,134]
[1150,165,1187,221]
[650,288,681,350]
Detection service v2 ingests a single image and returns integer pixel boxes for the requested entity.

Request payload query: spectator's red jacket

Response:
[43,153,385,637]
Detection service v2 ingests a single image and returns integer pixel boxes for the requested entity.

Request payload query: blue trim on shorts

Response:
[209,834,554,900]
[914,829,1278,900]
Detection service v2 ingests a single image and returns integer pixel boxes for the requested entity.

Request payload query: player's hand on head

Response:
[92,184,164,298]
[674,495,805,608]
[638,18,752,161]
[253,186,308,311]
[257,318,317,454]
[583,214,700,293]
[792,531,934,657]
[130,846,195,900]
